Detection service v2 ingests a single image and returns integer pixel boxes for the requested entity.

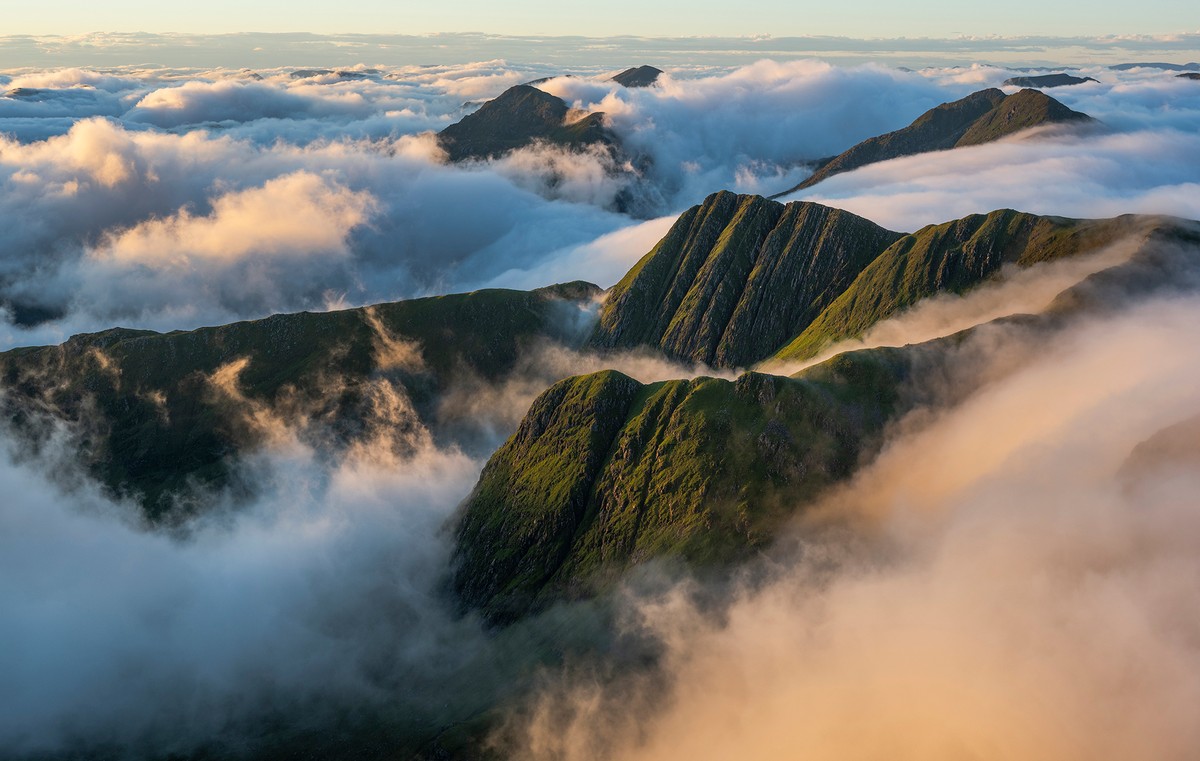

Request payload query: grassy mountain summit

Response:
[588,191,903,368]
[770,209,1148,362]
[774,88,1093,195]
[589,192,1172,369]
[437,84,616,162]
[453,214,1200,625]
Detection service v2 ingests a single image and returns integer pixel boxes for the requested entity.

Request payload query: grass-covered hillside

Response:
[453,348,911,623]
[589,191,903,367]
[776,88,1093,194]
[592,191,1186,369]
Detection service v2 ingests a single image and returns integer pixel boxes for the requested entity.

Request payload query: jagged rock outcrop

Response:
[588,191,903,368]
[775,88,1094,195]
[437,84,616,162]
[1002,73,1099,88]
[453,350,910,623]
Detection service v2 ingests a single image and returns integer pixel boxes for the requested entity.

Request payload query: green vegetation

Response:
[593,188,1187,372]
[772,210,1140,362]
[589,191,902,368]
[0,283,600,519]
[453,349,912,623]
[956,88,1093,146]
[775,88,1093,195]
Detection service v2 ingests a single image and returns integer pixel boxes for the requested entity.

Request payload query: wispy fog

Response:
[506,283,1200,761]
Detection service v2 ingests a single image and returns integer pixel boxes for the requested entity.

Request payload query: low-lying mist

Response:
[0,379,492,755]
[0,318,735,757]
[762,232,1149,375]
[503,288,1200,760]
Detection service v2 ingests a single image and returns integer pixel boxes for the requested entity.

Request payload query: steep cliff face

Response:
[452,349,910,623]
[437,84,616,162]
[588,191,903,368]
[594,190,1175,369]
[0,283,600,519]
[777,88,1093,194]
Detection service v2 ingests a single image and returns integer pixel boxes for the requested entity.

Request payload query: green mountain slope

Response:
[453,349,910,623]
[0,283,599,520]
[775,88,1093,195]
[437,84,616,162]
[772,209,1145,362]
[453,215,1200,625]
[589,191,1184,370]
[588,191,903,368]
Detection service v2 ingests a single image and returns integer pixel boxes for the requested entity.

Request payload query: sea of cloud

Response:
[5,58,1199,349]
[3,50,1200,758]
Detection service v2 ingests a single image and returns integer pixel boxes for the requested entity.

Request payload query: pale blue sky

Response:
[4,0,1197,37]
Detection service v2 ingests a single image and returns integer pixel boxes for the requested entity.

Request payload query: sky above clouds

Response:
[3,0,1199,38]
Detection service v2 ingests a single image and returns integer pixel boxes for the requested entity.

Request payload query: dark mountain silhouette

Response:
[437,84,616,162]
[773,88,1093,196]
[611,65,663,87]
[1002,73,1099,87]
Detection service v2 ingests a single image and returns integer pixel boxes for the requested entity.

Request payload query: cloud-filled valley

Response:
[4,44,1200,761]
[3,59,1199,348]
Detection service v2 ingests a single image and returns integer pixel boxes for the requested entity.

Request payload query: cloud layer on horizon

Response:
[1,59,1199,350]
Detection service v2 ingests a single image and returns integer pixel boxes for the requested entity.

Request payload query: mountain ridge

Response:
[772,87,1094,196]
[588,191,903,367]
[0,282,600,519]
[437,84,616,163]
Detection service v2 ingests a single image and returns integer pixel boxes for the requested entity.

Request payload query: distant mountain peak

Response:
[1002,73,1099,88]
[774,87,1094,196]
[611,65,663,88]
[437,84,617,163]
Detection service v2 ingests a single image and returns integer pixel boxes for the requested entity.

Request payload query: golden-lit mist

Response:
[510,294,1200,761]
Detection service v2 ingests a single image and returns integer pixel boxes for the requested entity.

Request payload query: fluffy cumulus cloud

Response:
[1,58,1198,347]
[126,79,374,127]
[0,59,944,345]
[540,59,960,203]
